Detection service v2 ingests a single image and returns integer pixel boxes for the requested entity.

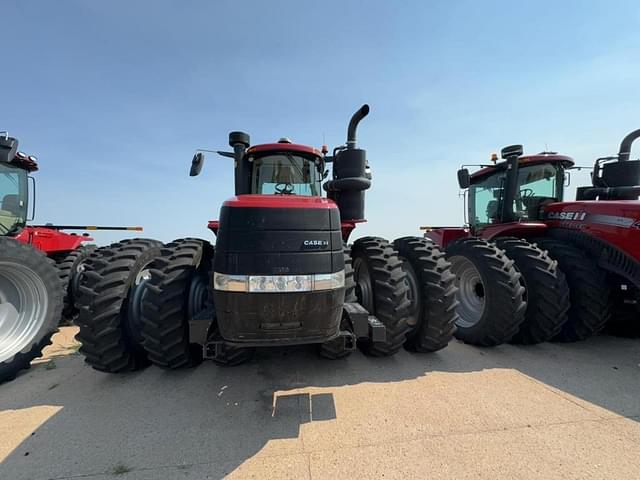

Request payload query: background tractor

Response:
[0,133,143,323]
[0,133,143,382]
[75,105,458,373]
[0,135,62,382]
[424,130,640,346]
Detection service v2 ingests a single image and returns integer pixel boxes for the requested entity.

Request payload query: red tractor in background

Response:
[75,105,458,373]
[0,133,142,382]
[424,130,640,346]
[0,133,143,321]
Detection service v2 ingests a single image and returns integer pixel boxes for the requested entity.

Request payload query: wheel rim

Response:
[0,261,49,363]
[401,259,421,329]
[449,255,485,329]
[353,256,374,313]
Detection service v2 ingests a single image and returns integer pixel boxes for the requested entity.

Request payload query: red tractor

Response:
[0,133,143,321]
[75,105,458,373]
[0,133,142,382]
[424,130,640,346]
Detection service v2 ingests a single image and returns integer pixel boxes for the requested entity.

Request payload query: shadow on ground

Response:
[0,334,638,479]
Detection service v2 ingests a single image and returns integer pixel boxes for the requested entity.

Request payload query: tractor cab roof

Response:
[6,152,39,172]
[0,135,39,172]
[470,152,574,183]
[246,142,324,160]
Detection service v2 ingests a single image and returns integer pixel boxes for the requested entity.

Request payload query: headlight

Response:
[213,270,345,293]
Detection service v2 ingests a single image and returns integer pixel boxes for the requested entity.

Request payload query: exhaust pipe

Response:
[618,129,640,162]
[346,104,370,150]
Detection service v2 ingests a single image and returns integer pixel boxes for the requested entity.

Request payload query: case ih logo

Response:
[302,239,329,249]
[547,211,587,221]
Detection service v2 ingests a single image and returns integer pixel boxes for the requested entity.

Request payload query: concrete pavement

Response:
[0,327,638,480]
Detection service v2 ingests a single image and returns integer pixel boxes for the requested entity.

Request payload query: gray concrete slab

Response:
[0,328,639,480]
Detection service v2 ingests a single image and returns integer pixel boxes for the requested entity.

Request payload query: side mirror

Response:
[564,171,571,187]
[190,152,205,177]
[457,168,471,189]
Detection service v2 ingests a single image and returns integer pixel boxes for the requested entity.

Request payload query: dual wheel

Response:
[446,236,610,346]
[75,235,460,373]
[348,236,458,357]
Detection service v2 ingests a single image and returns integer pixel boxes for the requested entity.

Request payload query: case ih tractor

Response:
[423,130,640,346]
[0,133,142,382]
[75,105,458,373]
[0,134,62,382]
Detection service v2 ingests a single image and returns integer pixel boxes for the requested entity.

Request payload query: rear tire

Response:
[54,245,95,324]
[535,238,611,342]
[351,237,410,356]
[75,238,163,372]
[0,238,62,383]
[140,238,212,369]
[494,237,570,344]
[446,237,526,346]
[318,246,357,360]
[393,236,457,352]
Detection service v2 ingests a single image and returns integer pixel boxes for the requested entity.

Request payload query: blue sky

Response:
[4,0,640,245]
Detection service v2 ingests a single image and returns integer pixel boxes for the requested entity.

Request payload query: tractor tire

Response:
[494,238,571,344]
[75,238,163,372]
[0,238,62,383]
[393,236,458,352]
[55,245,96,324]
[318,246,357,360]
[535,238,611,342]
[446,237,526,346]
[139,238,213,369]
[351,237,411,356]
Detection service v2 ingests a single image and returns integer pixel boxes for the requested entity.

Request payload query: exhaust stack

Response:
[618,129,640,162]
[346,104,370,150]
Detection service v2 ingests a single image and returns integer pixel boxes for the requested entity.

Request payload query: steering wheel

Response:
[275,183,295,195]
[520,188,535,199]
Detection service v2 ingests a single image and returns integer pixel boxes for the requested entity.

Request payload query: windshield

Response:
[0,163,28,235]
[469,162,563,229]
[251,153,322,196]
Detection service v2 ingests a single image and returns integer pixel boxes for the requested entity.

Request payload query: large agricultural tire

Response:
[139,238,213,369]
[351,237,411,356]
[393,236,457,352]
[0,238,62,383]
[446,237,526,346]
[318,246,357,360]
[75,238,163,373]
[494,237,570,344]
[54,245,96,324]
[535,238,611,342]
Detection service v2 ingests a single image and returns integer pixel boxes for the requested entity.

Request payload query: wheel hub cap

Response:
[449,255,485,329]
[0,261,49,363]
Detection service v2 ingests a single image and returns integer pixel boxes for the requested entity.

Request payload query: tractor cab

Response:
[0,134,36,236]
[457,148,574,235]
[245,141,325,196]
